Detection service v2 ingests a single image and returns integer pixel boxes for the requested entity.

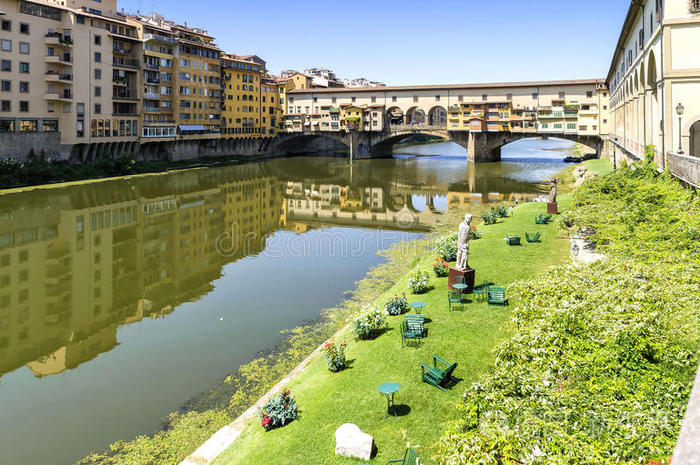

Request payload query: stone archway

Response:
[406,107,425,126]
[689,120,700,157]
[386,106,404,126]
[428,106,447,126]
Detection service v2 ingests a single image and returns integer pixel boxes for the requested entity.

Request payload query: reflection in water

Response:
[0,144,569,465]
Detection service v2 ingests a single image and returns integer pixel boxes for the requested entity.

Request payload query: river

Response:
[0,138,578,465]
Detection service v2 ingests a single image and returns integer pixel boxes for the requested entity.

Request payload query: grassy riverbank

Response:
[212,200,572,465]
[0,153,272,190]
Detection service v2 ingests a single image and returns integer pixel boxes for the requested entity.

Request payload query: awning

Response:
[304,121,310,126]
[311,121,319,126]
[178,124,205,131]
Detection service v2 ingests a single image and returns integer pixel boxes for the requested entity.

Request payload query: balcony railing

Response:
[144,63,160,70]
[143,33,178,44]
[113,58,140,69]
[113,87,138,100]
[45,32,73,46]
[113,46,133,54]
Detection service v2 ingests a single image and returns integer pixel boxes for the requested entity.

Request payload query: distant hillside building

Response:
[344,78,387,88]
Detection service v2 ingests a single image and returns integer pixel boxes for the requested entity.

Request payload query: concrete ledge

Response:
[672,363,700,465]
[668,152,700,188]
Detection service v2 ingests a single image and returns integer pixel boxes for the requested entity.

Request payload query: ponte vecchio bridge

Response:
[277,79,612,161]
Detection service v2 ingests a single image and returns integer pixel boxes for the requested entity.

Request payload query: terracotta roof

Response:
[289,79,606,94]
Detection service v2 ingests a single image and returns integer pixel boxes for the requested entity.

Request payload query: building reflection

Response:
[0,159,540,379]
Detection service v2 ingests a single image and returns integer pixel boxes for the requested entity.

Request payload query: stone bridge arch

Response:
[406,107,426,125]
[428,106,447,126]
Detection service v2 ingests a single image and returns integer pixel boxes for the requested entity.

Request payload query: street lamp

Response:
[676,102,685,154]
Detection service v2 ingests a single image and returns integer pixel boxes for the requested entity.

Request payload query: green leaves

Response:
[438,165,700,464]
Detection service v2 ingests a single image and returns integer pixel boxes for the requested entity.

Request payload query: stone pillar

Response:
[467,132,502,162]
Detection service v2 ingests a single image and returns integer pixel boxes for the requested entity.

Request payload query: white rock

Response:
[334,423,374,461]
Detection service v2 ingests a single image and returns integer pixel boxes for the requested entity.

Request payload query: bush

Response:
[437,161,700,465]
[481,210,498,225]
[321,341,346,372]
[469,226,482,240]
[407,268,430,294]
[433,257,449,277]
[352,306,387,340]
[385,293,408,316]
[433,232,458,261]
[494,205,510,218]
[260,390,298,431]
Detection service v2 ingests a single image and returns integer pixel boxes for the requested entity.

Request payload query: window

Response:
[0,81,9,91]
[1,20,10,32]
[94,68,101,79]
[76,103,84,116]
[19,101,28,112]
[19,23,29,34]
[532,92,538,100]
[19,82,28,92]
[392,96,397,102]
[19,42,29,54]
[0,60,9,72]
[435,95,440,101]
[352,97,356,103]
[42,120,58,132]
[47,102,54,112]
[19,119,36,131]
[94,52,101,62]
[506,93,513,101]
[94,35,101,46]
[371,96,376,103]
[691,0,700,12]
[0,40,10,52]
[0,100,9,112]
[95,86,101,97]
[558,92,565,99]
[586,91,593,98]
[94,103,101,114]
[482,94,487,101]
[19,62,29,73]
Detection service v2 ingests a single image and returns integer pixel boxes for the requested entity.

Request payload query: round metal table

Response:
[409,301,426,314]
[452,283,468,301]
[378,382,400,419]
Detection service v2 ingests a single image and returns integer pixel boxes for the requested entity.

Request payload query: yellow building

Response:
[261,77,289,136]
[221,54,265,138]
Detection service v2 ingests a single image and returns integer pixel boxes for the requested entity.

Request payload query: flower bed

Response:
[352,306,387,340]
[260,390,298,431]
[433,258,449,277]
[321,341,347,372]
[385,293,408,316]
[407,269,430,294]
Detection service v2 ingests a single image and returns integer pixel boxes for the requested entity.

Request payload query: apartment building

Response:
[0,0,141,159]
[127,14,177,142]
[261,76,288,136]
[221,53,264,138]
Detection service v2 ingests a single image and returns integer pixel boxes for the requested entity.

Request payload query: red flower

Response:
[261,416,271,427]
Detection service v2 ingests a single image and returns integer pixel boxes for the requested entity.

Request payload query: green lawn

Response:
[213,199,572,465]
[583,158,614,176]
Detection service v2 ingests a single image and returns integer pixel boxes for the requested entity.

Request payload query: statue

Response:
[455,214,473,271]
[549,178,559,204]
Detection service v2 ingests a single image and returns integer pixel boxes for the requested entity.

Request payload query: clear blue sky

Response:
[118,0,630,85]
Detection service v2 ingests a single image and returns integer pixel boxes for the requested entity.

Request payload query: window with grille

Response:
[691,0,700,12]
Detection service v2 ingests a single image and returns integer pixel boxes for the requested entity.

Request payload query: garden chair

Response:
[526,232,541,243]
[473,280,489,302]
[505,235,521,246]
[447,290,462,311]
[420,354,458,391]
[487,286,508,306]
[404,314,425,323]
[400,319,425,347]
[385,447,419,465]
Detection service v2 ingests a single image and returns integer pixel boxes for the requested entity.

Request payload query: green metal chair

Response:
[473,280,489,302]
[505,235,521,246]
[421,354,458,391]
[447,290,462,311]
[526,232,541,243]
[385,447,419,465]
[400,319,425,347]
[487,286,508,306]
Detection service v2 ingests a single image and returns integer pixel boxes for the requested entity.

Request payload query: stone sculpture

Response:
[455,214,473,271]
[549,178,559,204]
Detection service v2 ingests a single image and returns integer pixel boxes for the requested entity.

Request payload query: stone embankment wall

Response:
[0,132,62,161]
[667,152,700,187]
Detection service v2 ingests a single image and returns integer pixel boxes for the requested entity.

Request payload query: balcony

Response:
[45,54,73,66]
[112,46,133,55]
[113,87,139,100]
[113,58,140,69]
[143,33,178,44]
[45,32,73,47]
[144,62,160,70]
[45,90,73,101]
[145,77,160,84]
[144,92,160,100]
[45,71,72,82]
[112,76,130,85]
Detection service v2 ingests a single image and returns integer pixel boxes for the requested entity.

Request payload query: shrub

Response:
[433,258,449,277]
[481,210,498,225]
[407,268,430,294]
[352,306,387,340]
[433,232,458,261]
[469,226,482,240]
[260,390,298,431]
[494,205,510,218]
[321,341,347,372]
[385,293,408,316]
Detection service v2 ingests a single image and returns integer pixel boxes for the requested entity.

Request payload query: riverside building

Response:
[221,53,265,138]
[0,0,142,159]
[607,0,700,165]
